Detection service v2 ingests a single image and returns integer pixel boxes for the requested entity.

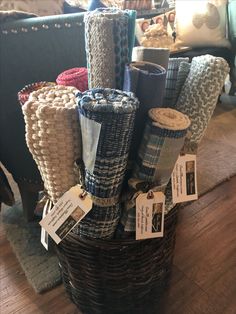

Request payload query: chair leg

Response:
[17,182,41,222]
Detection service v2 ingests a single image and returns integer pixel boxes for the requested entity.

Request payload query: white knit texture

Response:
[22,85,81,204]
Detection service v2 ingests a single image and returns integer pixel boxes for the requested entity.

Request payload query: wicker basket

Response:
[56,205,178,314]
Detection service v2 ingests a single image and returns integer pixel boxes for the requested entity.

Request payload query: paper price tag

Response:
[39,185,92,244]
[41,198,52,250]
[171,154,198,203]
[136,191,165,240]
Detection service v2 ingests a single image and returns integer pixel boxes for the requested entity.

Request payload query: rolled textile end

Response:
[123,61,167,159]
[75,88,139,238]
[84,8,129,90]
[176,54,230,149]
[18,82,56,106]
[132,46,170,70]
[22,85,81,204]
[133,108,190,186]
[77,88,139,198]
[56,67,88,92]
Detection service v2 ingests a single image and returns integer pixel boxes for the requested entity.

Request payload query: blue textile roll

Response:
[74,88,139,238]
[120,108,190,234]
[123,61,166,159]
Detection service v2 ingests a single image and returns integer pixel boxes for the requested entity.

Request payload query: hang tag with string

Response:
[40,185,92,244]
[41,198,53,250]
[171,154,198,203]
[136,190,165,240]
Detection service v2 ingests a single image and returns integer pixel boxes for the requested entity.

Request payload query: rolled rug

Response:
[163,57,189,108]
[22,85,81,204]
[56,67,88,92]
[132,46,170,70]
[84,8,131,90]
[121,108,190,233]
[74,88,139,238]
[175,54,230,152]
[18,82,56,106]
[173,61,191,106]
[123,61,166,159]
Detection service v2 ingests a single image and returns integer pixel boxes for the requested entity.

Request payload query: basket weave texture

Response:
[56,206,178,314]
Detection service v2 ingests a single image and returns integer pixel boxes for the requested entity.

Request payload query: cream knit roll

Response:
[22,85,81,204]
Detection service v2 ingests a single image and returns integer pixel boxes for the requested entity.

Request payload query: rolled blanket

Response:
[132,46,170,70]
[74,88,139,238]
[163,57,189,107]
[18,82,56,106]
[22,85,81,204]
[123,61,166,159]
[173,61,191,106]
[121,108,190,234]
[84,8,131,90]
[133,108,190,185]
[56,67,88,92]
[175,54,230,152]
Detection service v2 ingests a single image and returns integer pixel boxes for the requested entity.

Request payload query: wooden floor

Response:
[1,176,236,314]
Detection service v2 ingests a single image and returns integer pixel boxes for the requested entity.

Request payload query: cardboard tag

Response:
[171,154,198,203]
[136,191,165,240]
[40,198,52,250]
[39,185,92,244]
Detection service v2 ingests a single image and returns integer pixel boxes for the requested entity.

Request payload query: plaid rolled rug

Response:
[74,88,139,238]
[175,54,230,153]
[123,61,167,159]
[121,108,190,233]
[163,57,189,108]
[22,85,81,204]
[84,8,131,90]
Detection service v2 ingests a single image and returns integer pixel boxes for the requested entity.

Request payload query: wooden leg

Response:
[17,182,42,222]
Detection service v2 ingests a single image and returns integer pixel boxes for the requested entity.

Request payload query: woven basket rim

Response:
[62,205,178,248]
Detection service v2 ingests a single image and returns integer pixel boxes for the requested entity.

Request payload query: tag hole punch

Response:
[79,190,87,200]
[147,190,154,199]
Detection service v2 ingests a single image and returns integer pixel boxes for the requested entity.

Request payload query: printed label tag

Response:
[136,191,165,240]
[39,185,92,244]
[40,199,52,250]
[171,154,198,203]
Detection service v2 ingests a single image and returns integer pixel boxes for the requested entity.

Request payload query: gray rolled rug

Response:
[175,54,230,153]
[132,46,170,70]
[84,8,132,90]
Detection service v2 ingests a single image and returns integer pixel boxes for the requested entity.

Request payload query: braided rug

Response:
[123,61,166,159]
[121,108,190,233]
[84,8,130,90]
[73,88,139,238]
[175,54,230,152]
[22,85,81,204]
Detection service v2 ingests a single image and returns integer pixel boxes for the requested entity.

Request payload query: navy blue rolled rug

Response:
[123,61,166,159]
[74,88,139,238]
